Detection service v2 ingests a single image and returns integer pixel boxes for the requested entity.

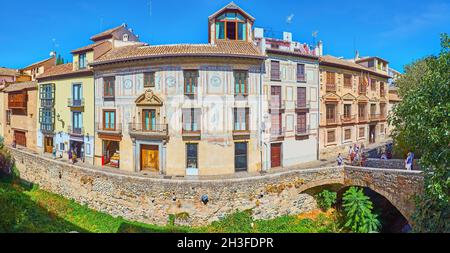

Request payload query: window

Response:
[40,83,55,106]
[297,64,305,82]
[215,11,247,41]
[143,72,155,88]
[371,79,376,91]
[182,108,201,132]
[6,110,11,125]
[358,104,366,119]
[344,129,351,140]
[235,142,248,172]
[270,61,280,81]
[123,34,129,41]
[234,71,248,95]
[72,83,82,106]
[79,53,87,69]
[344,74,352,88]
[186,143,198,169]
[343,104,352,118]
[359,127,365,137]
[39,108,54,132]
[326,104,336,123]
[234,108,249,131]
[103,110,116,130]
[380,82,385,96]
[380,103,386,117]
[326,72,336,84]
[103,77,115,98]
[370,104,376,116]
[184,70,198,96]
[297,87,307,107]
[60,143,65,151]
[142,109,156,131]
[271,113,282,135]
[297,112,307,132]
[72,112,82,129]
[327,130,336,143]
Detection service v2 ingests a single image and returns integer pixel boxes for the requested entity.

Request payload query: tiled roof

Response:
[208,2,255,21]
[71,41,110,54]
[320,55,390,78]
[90,25,125,41]
[36,63,92,80]
[21,56,55,70]
[2,81,37,92]
[266,48,318,59]
[92,40,265,65]
[0,67,18,76]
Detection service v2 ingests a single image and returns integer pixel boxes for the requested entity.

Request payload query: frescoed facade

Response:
[318,55,391,158]
[254,28,320,169]
[91,3,265,176]
[36,24,141,164]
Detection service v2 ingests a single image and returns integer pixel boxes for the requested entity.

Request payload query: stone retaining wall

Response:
[10,147,344,226]
[9,147,423,226]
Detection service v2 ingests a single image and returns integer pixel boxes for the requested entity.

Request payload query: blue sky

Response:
[1,0,449,71]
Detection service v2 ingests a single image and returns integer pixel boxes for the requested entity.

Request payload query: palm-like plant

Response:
[342,187,381,233]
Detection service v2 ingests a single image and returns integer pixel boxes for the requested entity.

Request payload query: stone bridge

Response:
[9,147,423,226]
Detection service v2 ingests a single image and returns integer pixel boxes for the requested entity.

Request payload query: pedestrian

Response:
[72,150,77,164]
[348,145,353,160]
[405,152,414,170]
[336,153,344,166]
[68,148,72,162]
[380,152,387,160]
[81,145,85,163]
[52,146,57,159]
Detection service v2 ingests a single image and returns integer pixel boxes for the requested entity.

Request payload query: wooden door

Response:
[271,143,282,168]
[14,131,26,147]
[141,145,159,172]
[44,137,53,153]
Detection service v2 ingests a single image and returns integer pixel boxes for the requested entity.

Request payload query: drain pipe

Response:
[316,60,321,161]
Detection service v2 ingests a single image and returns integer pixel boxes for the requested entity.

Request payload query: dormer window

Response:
[79,53,87,69]
[123,34,129,42]
[215,11,247,41]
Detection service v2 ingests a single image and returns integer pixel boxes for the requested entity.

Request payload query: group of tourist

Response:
[336,143,367,166]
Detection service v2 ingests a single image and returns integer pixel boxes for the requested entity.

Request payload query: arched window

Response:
[215,11,247,41]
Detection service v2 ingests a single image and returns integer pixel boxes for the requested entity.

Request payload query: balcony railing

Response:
[326,83,336,92]
[68,98,85,108]
[358,85,367,95]
[41,99,54,108]
[40,123,54,134]
[341,114,357,124]
[129,123,168,138]
[232,129,251,139]
[326,117,339,125]
[68,126,84,136]
[370,113,381,121]
[270,127,285,137]
[8,93,27,109]
[96,123,122,135]
[295,125,310,136]
[8,100,27,109]
[269,99,285,110]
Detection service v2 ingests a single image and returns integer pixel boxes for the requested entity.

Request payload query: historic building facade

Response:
[254,29,320,169]
[318,55,391,158]
[35,24,141,164]
[91,3,265,176]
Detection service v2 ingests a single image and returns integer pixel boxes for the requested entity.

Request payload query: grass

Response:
[0,177,341,233]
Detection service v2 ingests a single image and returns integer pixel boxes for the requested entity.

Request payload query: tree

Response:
[389,33,450,232]
[316,190,337,211]
[342,187,381,233]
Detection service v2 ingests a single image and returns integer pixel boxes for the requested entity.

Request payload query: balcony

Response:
[8,93,27,109]
[370,113,381,121]
[232,129,251,140]
[129,123,169,140]
[68,126,84,136]
[269,99,285,112]
[326,117,339,125]
[295,125,310,137]
[68,98,85,108]
[358,115,369,123]
[40,123,54,135]
[41,99,54,108]
[358,85,367,95]
[326,83,336,92]
[270,127,285,140]
[96,123,122,136]
[341,114,357,124]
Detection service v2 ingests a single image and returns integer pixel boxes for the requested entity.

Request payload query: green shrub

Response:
[342,187,381,233]
[0,148,14,178]
[316,190,337,211]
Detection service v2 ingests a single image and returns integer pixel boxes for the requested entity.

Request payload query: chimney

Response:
[283,32,292,42]
[317,40,323,56]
